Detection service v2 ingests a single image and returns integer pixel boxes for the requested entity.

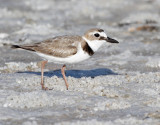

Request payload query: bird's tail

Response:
[2,43,22,49]
[11,45,21,49]
[11,44,36,52]
[4,44,35,52]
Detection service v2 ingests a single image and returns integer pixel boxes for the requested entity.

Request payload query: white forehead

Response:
[99,32,107,38]
[89,31,107,38]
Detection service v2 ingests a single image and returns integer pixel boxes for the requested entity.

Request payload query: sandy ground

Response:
[0,0,160,124]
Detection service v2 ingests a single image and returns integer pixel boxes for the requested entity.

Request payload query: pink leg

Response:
[61,65,69,90]
[41,60,48,90]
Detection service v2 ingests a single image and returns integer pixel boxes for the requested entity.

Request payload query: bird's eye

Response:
[94,33,100,37]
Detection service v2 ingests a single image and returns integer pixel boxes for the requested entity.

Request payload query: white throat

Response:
[82,36,106,52]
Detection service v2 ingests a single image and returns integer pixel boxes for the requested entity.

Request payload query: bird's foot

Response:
[42,86,53,90]
[41,83,52,90]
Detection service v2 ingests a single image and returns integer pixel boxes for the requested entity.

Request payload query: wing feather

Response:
[19,36,82,58]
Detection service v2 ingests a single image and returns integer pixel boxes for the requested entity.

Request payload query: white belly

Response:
[36,45,91,64]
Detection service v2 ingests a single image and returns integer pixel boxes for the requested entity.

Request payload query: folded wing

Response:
[12,36,82,58]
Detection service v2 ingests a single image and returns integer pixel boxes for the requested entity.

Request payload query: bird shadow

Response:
[18,68,118,78]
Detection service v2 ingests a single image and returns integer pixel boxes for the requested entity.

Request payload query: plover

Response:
[12,28,119,90]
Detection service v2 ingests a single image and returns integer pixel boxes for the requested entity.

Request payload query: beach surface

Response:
[0,0,160,124]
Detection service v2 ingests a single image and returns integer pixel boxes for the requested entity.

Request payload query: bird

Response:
[11,28,119,90]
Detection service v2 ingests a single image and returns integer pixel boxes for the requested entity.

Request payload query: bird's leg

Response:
[41,60,48,90]
[61,64,69,90]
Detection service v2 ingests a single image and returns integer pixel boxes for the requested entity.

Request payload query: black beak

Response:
[106,37,119,43]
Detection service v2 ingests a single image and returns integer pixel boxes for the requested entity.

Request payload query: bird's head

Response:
[82,28,119,52]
